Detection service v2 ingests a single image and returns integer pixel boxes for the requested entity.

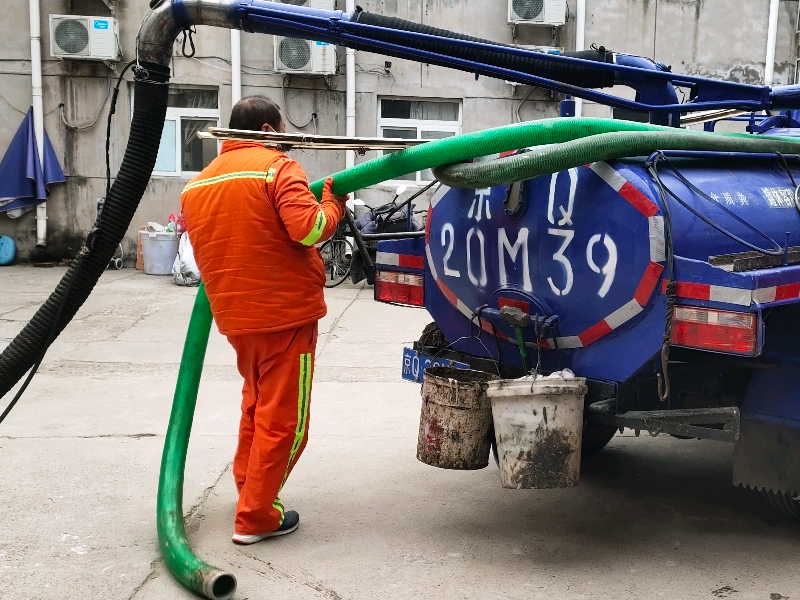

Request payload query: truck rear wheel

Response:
[582,422,617,458]
[764,491,800,520]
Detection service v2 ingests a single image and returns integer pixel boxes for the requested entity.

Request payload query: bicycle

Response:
[320,223,354,288]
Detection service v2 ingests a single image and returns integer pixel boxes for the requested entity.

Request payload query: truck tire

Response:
[764,491,800,520]
[582,422,617,458]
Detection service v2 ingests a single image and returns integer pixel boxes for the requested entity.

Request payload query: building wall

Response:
[0,0,797,260]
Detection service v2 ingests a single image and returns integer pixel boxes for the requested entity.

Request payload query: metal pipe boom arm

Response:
[141,0,800,124]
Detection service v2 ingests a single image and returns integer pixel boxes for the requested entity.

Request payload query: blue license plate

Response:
[401,347,470,383]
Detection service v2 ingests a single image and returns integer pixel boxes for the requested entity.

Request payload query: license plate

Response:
[401,347,470,383]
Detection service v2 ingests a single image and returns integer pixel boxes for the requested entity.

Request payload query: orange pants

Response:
[227,322,317,535]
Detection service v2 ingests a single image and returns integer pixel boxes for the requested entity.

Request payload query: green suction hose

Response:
[308,117,797,197]
[157,286,237,600]
[433,129,800,188]
[159,117,800,599]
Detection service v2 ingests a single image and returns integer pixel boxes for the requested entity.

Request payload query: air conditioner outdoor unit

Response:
[508,0,567,26]
[49,15,120,61]
[274,37,336,75]
[273,0,336,74]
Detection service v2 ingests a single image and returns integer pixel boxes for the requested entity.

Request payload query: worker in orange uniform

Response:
[181,96,347,544]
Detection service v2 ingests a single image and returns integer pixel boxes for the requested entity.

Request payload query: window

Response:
[378,98,462,183]
[152,87,220,177]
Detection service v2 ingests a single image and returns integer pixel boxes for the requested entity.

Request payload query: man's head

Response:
[229,96,286,133]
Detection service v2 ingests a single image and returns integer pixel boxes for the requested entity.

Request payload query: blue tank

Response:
[419,149,800,382]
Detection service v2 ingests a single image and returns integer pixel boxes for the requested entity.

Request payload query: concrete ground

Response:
[0,265,798,600]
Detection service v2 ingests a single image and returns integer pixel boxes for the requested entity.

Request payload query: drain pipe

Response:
[574,0,586,118]
[29,0,47,246]
[231,29,242,104]
[345,0,357,169]
[765,0,780,85]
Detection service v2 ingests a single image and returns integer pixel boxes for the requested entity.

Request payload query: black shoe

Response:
[231,511,300,545]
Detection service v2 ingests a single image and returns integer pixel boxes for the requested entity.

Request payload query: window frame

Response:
[377,97,463,186]
[129,85,221,178]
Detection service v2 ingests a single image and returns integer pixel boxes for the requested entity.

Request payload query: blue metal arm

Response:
[174,1,800,121]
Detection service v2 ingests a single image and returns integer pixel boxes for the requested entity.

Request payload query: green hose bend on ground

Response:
[158,117,800,599]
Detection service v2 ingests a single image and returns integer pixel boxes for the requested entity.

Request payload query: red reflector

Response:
[670,306,757,355]
[375,271,424,306]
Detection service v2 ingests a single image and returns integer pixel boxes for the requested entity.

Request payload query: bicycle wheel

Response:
[320,238,354,288]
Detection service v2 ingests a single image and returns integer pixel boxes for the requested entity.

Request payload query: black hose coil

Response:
[353,10,615,89]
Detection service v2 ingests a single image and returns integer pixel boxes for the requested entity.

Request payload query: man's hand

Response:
[322,177,349,206]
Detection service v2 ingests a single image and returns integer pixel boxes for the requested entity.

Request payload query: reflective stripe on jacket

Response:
[181,140,344,335]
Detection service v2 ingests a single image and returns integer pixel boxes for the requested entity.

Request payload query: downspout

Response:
[345,0,357,169]
[765,0,780,85]
[231,29,242,104]
[29,0,47,246]
[574,0,586,118]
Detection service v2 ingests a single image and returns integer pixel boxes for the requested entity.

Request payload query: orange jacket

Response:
[181,140,345,336]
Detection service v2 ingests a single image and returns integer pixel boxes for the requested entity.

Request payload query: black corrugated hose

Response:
[0,63,171,401]
[352,9,616,89]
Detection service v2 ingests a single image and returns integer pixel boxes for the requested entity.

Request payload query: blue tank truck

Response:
[377,140,800,519]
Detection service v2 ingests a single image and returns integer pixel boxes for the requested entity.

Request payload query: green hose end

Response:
[201,570,238,600]
[157,286,237,600]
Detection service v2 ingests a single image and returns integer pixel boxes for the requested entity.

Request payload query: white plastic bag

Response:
[172,232,201,286]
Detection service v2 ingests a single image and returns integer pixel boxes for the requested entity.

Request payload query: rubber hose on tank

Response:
[0,64,171,399]
[352,10,616,89]
[433,129,800,188]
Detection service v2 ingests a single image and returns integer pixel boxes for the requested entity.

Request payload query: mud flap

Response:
[733,417,800,496]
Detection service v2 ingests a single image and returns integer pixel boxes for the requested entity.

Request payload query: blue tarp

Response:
[0,107,65,214]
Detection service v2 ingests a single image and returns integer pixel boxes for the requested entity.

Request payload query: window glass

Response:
[417,101,459,121]
[421,130,455,140]
[182,119,218,172]
[381,100,459,121]
[168,88,219,109]
[154,120,177,173]
[381,100,412,119]
[382,127,417,139]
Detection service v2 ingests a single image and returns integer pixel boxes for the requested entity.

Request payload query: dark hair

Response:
[229,95,283,131]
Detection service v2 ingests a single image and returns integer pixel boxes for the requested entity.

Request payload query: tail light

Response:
[375,270,424,306]
[671,306,758,355]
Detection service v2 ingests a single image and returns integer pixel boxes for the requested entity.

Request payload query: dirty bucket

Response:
[486,372,587,489]
[417,367,498,470]
[142,232,179,276]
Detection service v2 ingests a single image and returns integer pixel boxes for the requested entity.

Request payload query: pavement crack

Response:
[237,552,346,600]
[124,463,232,599]
[0,433,159,440]
[185,463,232,530]
[318,285,364,358]
[126,560,160,600]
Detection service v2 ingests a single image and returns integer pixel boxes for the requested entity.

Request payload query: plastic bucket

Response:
[142,232,179,276]
[486,373,587,489]
[417,367,498,470]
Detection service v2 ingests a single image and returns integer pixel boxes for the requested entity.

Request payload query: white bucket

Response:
[486,372,587,489]
[142,232,179,276]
